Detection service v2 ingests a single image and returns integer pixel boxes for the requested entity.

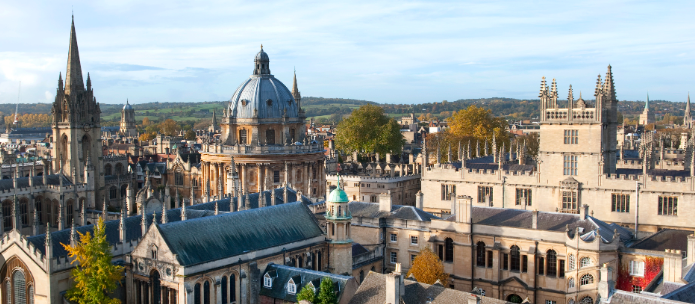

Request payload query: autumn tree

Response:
[335,105,404,158]
[142,117,152,126]
[316,277,337,304]
[139,132,156,141]
[160,119,179,136]
[406,247,449,285]
[184,129,197,140]
[516,132,540,159]
[61,217,124,304]
[296,284,317,303]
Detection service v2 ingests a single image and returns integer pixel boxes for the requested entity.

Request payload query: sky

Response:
[0,0,694,105]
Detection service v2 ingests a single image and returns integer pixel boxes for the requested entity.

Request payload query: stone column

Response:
[290,163,296,187]
[242,163,247,193]
[257,164,262,192]
[306,163,311,196]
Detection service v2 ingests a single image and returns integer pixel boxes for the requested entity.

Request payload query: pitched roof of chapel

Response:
[259,264,355,303]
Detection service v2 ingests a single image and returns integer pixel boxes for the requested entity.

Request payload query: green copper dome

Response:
[328,174,349,203]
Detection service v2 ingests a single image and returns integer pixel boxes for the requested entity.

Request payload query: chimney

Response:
[385,263,404,304]
[598,263,614,300]
[580,204,589,220]
[379,190,392,212]
[455,195,473,223]
[664,249,684,283]
[688,234,695,266]
[415,191,424,209]
[532,210,538,229]
[467,295,481,304]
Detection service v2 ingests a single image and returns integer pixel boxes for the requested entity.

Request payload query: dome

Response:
[328,176,349,203]
[123,100,133,110]
[228,48,298,120]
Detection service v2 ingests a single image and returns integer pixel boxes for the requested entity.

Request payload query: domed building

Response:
[199,46,326,200]
[120,99,137,137]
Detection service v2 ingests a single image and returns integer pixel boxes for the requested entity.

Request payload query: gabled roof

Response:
[259,264,354,303]
[348,202,439,222]
[157,202,323,266]
[629,229,695,254]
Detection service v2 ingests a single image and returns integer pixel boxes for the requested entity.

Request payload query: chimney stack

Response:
[415,190,424,209]
[455,195,473,224]
[532,210,539,229]
[688,234,695,266]
[580,204,589,220]
[385,263,404,304]
[379,190,392,213]
[598,263,614,300]
[664,249,684,283]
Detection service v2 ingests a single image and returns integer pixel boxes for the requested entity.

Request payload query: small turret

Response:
[141,211,147,237]
[70,221,77,246]
[161,202,168,224]
[12,195,19,232]
[119,208,126,242]
[32,206,39,235]
[181,197,187,221]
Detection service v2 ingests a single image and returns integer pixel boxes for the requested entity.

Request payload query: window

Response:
[438,245,443,261]
[612,194,630,213]
[632,285,643,293]
[411,255,416,263]
[287,282,296,294]
[658,196,678,216]
[546,301,557,304]
[510,246,520,272]
[568,254,575,270]
[568,277,575,288]
[3,201,11,231]
[13,270,26,304]
[390,233,397,242]
[503,253,509,270]
[263,274,272,288]
[580,296,593,304]
[562,191,577,211]
[273,171,280,183]
[559,260,565,277]
[110,186,117,199]
[203,281,211,304]
[239,129,247,145]
[538,257,545,275]
[487,251,493,268]
[476,242,486,267]
[441,184,456,200]
[230,274,236,302]
[370,196,377,203]
[478,186,493,206]
[580,257,592,268]
[390,252,397,264]
[630,260,645,277]
[35,199,42,225]
[175,170,184,186]
[222,276,228,304]
[266,129,275,145]
[522,255,528,273]
[564,130,578,144]
[20,200,28,227]
[563,155,578,175]
[516,189,532,206]
[445,238,454,262]
[547,250,557,277]
[410,236,418,245]
[580,274,594,286]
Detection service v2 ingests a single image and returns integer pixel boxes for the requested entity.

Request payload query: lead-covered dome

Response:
[228,47,298,119]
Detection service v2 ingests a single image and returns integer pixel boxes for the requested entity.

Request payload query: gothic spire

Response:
[292,69,301,108]
[65,15,85,95]
[604,65,616,101]
[686,93,691,114]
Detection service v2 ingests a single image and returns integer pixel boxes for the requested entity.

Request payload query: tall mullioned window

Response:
[239,129,247,145]
[612,194,630,213]
[562,191,577,212]
[563,155,578,175]
[515,189,532,206]
[658,196,678,216]
[564,130,578,144]
[478,186,493,206]
[441,184,456,200]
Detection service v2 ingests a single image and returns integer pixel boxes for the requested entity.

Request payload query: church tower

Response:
[639,93,656,125]
[120,100,137,137]
[51,16,104,208]
[684,94,692,129]
[326,175,352,275]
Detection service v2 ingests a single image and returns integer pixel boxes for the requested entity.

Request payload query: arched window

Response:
[203,281,210,304]
[13,270,26,304]
[221,276,228,304]
[27,285,33,304]
[175,170,184,186]
[476,242,486,267]
[568,254,575,270]
[239,129,247,145]
[568,277,575,288]
[510,245,521,271]
[445,238,454,262]
[546,250,557,277]
[290,128,296,142]
[34,198,42,225]
[580,257,592,268]
[580,274,594,286]
[105,164,112,176]
[298,256,304,268]
[19,199,28,227]
[230,274,236,302]
[194,283,201,304]
[115,163,124,175]
[2,200,12,231]
[110,186,118,199]
[66,203,73,227]
[151,271,161,304]
[579,296,593,304]
[266,129,275,145]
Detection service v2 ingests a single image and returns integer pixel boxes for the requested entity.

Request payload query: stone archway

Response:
[0,256,34,304]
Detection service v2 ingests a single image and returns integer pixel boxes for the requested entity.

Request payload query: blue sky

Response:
[1,0,694,105]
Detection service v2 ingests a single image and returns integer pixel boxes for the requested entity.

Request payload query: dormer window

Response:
[263,273,273,288]
[287,281,297,294]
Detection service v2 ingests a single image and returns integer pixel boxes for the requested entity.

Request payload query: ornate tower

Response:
[325,175,352,275]
[291,70,301,110]
[120,100,137,137]
[639,93,656,125]
[51,16,104,208]
[684,94,692,129]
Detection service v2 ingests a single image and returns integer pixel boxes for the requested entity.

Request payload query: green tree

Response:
[316,277,337,304]
[184,129,197,140]
[296,284,317,303]
[335,104,404,157]
[406,247,449,285]
[61,218,124,304]
[516,132,540,159]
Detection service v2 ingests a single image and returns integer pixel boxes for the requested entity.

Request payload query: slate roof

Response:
[25,187,312,259]
[0,174,72,191]
[629,229,695,254]
[352,243,368,256]
[259,264,354,303]
[158,202,323,266]
[607,290,690,304]
[348,202,439,222]
[662,281,695,303]
[348,271,510,304]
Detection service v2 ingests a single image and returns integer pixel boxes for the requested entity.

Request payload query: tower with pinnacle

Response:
[51,16,104,208]
[325,174,352,275]
[684,94,693,129]
[639,93,656,125]
[120,99,137,137]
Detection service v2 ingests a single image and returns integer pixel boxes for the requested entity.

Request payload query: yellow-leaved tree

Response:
[406,247,449,285]
[61,217,124,304]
